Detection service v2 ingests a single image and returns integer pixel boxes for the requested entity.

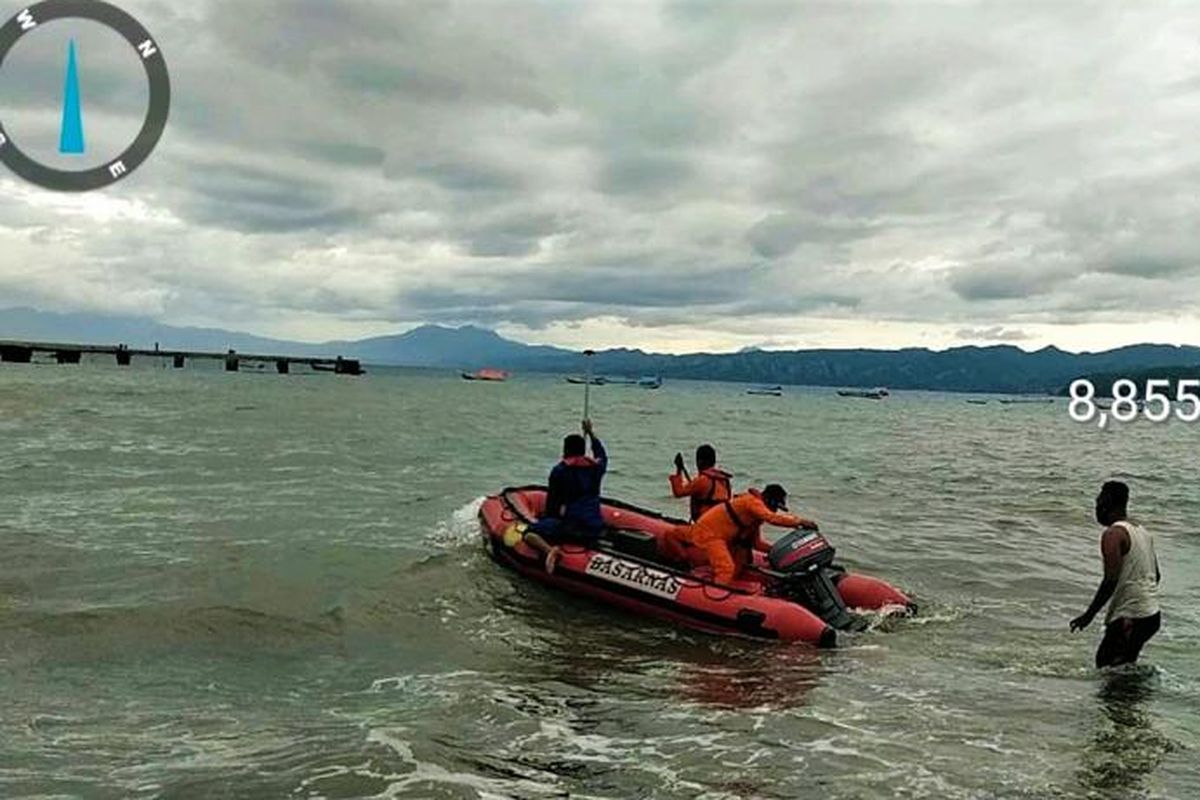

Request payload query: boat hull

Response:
[462,369,510,382]
[479,488,914,646]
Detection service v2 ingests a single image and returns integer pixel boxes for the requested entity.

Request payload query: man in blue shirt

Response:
[523,419,608,573]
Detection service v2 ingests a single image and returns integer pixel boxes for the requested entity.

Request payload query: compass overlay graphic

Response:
[0,0,170,191]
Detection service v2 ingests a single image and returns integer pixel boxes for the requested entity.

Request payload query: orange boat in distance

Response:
[462,368,510,382]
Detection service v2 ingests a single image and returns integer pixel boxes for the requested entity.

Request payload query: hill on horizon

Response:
[2,306,1197,394]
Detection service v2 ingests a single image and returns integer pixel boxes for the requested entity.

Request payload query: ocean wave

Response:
[425,498,487,550]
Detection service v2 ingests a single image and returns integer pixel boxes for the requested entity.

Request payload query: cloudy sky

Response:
[1,0,1198,353]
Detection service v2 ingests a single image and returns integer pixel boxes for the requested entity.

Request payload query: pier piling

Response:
[334,357,363,376]
[0,345,33,363]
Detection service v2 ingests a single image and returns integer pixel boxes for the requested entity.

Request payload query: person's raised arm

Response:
[1070,526,1126,632]
[583,419,607,472]
[674,452,688,477]
[670,453,693,496]
[669,465,695,497]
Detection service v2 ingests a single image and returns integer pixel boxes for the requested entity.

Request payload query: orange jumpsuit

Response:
[684,491,801,585]
[668,467,733,521]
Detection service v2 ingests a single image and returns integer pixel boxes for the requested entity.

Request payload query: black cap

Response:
[762,484,788,511]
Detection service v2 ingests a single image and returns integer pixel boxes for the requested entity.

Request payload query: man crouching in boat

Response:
[669,444,733,521]
[683,484,819,587]
[523,419,608,574]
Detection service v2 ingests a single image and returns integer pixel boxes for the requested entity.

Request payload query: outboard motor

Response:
[767,530,857,630]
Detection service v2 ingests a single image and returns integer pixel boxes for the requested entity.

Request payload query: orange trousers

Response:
[700,539,738,585]
[660,525,748,585]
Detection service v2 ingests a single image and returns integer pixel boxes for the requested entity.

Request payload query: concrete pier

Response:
[0,340,365,376]
[0,345,32,363]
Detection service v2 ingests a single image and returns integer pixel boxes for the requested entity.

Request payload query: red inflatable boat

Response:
[478,487,915,647]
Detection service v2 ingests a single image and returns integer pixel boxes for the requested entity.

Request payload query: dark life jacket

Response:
[544,441,608,530]
[690,468,733,521]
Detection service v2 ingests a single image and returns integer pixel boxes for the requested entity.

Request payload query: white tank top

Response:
[1106,520,1160,623]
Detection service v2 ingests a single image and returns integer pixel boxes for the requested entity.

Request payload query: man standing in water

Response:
[1070,481,1162,668]
[523,419,607,574]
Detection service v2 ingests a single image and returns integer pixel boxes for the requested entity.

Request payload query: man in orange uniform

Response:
[669,444,733,521]
[685,484,819,586]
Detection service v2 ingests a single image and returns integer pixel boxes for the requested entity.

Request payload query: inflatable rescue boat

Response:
[479,487,915,647]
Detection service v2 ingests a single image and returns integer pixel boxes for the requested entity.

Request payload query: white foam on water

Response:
[998,657,1094,680]
[425,497,487,550]
[296,759,400,798]
[463,607,519,643]
[366,669,483,695]
[367,726,567,799]
[962,734,1021,756]
[804,707,886,739]
[1151,664,1200,698]
[791,735,901,771]
[521,720,626,763]
[490,706,758,797]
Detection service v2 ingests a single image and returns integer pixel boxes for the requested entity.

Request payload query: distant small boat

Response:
[748,385,783,396]
[997,397,1054,405]
[966,399,989,405]
[462,368,510,382]
[637,376,663,390]
[838,387,889,400]
[565,375,607,385]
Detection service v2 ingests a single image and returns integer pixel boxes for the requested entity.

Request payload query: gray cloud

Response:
[949,262,1071,302]
[169,162,375,234]
[747,213,874,258]
[2,0,1199,349]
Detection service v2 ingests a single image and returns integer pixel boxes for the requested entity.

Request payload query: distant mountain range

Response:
[0,307,571,365]
[325,324,573,368]
[3,307,1198,394]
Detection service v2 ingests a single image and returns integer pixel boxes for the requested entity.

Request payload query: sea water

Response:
[1,363,1196,798]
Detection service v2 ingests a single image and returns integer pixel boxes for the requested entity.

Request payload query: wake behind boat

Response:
[479,487,914,646]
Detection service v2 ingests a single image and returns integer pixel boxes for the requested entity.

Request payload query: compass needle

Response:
[59,39,85,154]
[1,1,170,191]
